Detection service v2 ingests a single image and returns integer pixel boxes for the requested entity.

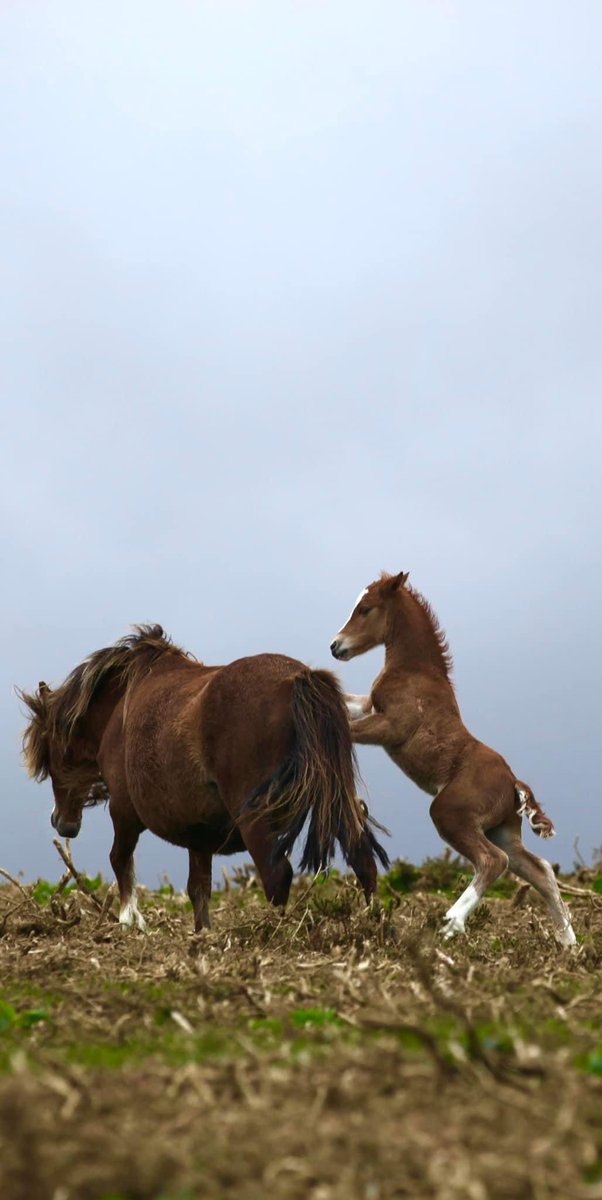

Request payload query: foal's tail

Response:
[515,781,556,839]
[247,669,389,873]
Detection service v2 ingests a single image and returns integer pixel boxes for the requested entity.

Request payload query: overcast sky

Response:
[2,1,601,890]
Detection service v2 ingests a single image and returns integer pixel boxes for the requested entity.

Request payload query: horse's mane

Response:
[19,624,194,782]
[380,573,453,677]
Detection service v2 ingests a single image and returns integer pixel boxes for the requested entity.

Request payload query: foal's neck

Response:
[384,597,449,678]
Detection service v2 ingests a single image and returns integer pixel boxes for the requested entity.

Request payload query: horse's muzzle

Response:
[52,813,81,839]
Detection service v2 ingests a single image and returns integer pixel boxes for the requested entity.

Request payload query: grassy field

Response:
[0,851,601,1200]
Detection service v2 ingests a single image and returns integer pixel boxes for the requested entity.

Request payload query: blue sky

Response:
[2,1,601,886]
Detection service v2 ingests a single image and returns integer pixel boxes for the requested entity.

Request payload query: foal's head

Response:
[330,571,409,660]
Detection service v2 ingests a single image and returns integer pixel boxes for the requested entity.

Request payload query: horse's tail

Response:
[247,668,389,873]
[515,781,556,839]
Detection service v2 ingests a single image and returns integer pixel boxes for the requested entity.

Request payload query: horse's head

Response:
[330,571,409,660]
[20,680,94,838]
[48,761,85,840]
[21,628,169,839]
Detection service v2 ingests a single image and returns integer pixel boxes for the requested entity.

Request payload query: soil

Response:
[0,855,601,1200]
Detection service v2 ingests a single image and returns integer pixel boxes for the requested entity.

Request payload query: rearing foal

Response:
[331,572,576,946]
[20,625,388,932]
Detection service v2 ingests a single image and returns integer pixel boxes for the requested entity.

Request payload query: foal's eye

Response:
[358,606,372,617]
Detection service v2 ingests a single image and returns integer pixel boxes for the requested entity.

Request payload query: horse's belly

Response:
[129,773,229,843]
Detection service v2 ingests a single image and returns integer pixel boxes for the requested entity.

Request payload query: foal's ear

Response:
[38,681,50,702]
[384,571,409,593]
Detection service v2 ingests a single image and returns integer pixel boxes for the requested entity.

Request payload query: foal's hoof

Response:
[556,924,577,949]
[441,916,465,941]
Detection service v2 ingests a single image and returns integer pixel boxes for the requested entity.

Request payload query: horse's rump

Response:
[209,657,381,872]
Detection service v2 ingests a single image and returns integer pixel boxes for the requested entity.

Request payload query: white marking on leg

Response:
[557,920,577,948]
[119,890,147,932]
[495,830,578,947]
[441,881,480,939]
[516,786,555,838]
[540,860,577,947]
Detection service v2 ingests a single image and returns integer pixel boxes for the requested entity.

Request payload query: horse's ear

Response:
[38,681,50,704]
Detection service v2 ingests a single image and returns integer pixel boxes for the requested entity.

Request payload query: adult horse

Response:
[20,625,388,931]
[330,572,575,946]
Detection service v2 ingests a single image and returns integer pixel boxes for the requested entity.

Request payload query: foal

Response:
[331,572,576,945]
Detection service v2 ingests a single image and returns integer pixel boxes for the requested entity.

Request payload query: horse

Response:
[19,625,389,932]
[330,572,576,946]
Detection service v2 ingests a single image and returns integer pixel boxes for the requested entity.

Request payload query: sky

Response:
[2,0,601,891]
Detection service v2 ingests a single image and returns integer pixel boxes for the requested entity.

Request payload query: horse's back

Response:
[199,654,305,798]
[121,653,306,834]
[121,661,223,836]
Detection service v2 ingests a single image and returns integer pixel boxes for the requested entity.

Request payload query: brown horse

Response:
[19,626,388,931]
[330,573,576,946]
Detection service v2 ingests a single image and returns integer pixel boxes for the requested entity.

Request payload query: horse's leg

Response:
[109,802,146,931]
[187,848,213,932]
[237,812,293,907]
[430,789,509,939]
[488,819,576,947]
[346,830,377,902]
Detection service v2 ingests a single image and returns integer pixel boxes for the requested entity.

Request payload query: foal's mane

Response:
[19,624,193,781]
[381,573,453,676]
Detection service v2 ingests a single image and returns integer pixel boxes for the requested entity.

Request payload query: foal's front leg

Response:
[344,694,372,720]
[348,710,395,745]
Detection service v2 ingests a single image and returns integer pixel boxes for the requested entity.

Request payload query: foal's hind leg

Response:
[488,820,576,947]
[187,849,213,932]
[109,802,146,931]
[430,791,509,939]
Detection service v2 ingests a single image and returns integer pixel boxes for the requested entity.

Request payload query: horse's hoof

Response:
[118,903,147,933]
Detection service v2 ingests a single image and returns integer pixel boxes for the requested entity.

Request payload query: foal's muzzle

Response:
[330,638,349,661]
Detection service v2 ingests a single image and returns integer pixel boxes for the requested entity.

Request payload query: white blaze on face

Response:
[339,587,368,633]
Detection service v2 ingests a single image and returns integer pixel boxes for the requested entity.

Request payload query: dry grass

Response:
[0,856,601,1200]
